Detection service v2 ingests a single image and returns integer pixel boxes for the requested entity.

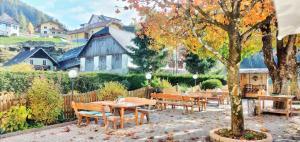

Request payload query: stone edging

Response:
[209,128,273,142]
[0,120,77,139]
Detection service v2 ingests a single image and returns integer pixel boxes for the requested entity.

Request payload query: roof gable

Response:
[78,27,136,57]
[4,48,57,66]
[0,13,19,25]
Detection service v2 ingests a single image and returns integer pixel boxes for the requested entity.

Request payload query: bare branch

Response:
[232,0,242,18]
[194,6,229,31]
[241,14,274,42]
[218,0,231,17]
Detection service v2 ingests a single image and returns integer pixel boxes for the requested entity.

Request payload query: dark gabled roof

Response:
[58,46,84,62]
[0,13,19,25]
[78,26,136,57]
[4,48,57,66]
[240,51,300,69]
[57,46,84,70]
[91,26,136,52]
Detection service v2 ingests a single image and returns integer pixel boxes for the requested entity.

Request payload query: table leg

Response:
[135,107,138,125]
[120,108,124,128]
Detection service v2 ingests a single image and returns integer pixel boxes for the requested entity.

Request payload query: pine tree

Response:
[128,29,168,73]
[185,52,216,74]
[18,13,27,32]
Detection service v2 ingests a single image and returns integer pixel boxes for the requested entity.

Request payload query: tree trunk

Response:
[260,19,295,94]
[289,44,299,97]
[228,26,244,136]
[227,64,244,136]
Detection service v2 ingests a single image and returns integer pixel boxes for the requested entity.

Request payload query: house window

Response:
[52,32,55,34]
[43,60,47,65]
[30,59,33,64]
[44,31,47,34]
[44,26,47,29]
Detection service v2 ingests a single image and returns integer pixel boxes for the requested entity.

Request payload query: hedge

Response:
[0,71,226,94]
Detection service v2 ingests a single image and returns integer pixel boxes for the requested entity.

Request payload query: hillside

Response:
[0,0,54,31]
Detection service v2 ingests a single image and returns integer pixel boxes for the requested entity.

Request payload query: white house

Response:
[0,13,19,36]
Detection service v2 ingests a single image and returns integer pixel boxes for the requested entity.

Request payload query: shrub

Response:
[27,77,63,124]
[0,71,226,93]
[179,84,190,93]
[160,79,172,89]
[0,105,31,133]
[201,79,222,90]
[8,63,34,72]
[97,81,128,101]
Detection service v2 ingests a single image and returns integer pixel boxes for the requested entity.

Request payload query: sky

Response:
[21,0,139,30]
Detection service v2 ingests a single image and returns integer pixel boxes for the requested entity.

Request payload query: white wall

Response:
[24,58,54,70]
[0,23,19,36]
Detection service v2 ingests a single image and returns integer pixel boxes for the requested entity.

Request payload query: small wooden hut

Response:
[240,68,269,98]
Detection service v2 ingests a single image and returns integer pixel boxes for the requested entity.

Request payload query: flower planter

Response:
[209,128,272,142]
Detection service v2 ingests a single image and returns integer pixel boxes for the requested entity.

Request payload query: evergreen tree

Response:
[128,29,168,73]
[18,13,27,32]
[185,52,216,74]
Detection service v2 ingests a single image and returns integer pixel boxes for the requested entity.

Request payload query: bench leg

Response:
[105,120,110,130]
[140,113,145,125]
[113,121,117,129]
[86,117,90,125]
[94,117,98,124]
[77,115,83,126]
[146,113,150,123]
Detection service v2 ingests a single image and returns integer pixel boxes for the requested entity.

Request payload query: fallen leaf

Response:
[62,127,70,132]
[260,127,270,132]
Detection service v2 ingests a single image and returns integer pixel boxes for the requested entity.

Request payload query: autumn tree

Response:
[27,22,34,34]
[123,0,273,136]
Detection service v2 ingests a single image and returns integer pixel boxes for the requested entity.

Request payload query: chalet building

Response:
[59,26,136,73]
[4,47,58,70]
[0,13,19,36]
[67,14,122,43]
[35,21,67,38]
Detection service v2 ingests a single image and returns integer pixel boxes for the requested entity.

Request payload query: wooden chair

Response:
[72,101,111,126]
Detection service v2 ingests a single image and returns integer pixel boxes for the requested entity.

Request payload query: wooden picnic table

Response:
[257,95,294,118]
[93,100,149,128]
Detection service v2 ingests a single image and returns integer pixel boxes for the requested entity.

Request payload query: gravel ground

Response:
[1,100,300,142]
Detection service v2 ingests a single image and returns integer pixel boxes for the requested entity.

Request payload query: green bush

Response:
[0,105,31,133]
[97,81,128,101]
[27,78,63,125]
[201,79,223,90]
[0,71,226,94]
[179,84,190,93]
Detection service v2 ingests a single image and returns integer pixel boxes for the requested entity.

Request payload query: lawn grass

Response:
[0,36,64,45]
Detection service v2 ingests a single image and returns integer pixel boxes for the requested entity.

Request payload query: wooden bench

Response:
[151,93,194,113]
[72,101,111,126]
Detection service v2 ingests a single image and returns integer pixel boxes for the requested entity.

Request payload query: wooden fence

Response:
[0,87,150,120]
[0,92,27,112]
